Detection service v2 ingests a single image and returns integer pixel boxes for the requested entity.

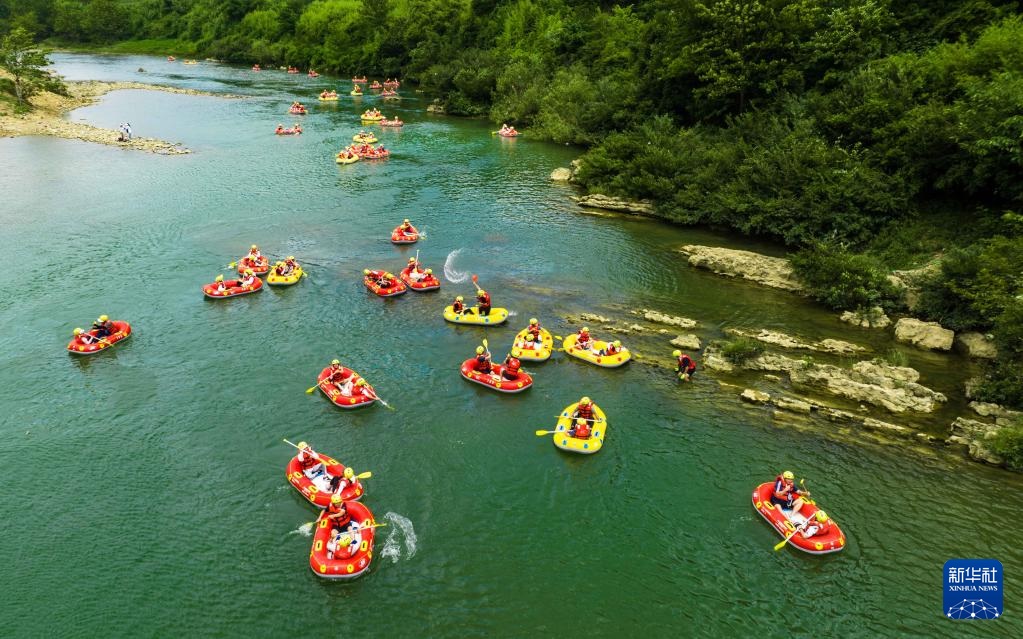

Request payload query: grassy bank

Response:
[47,38,196,57]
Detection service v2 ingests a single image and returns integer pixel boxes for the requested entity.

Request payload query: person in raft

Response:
[674,350,697,381]
[330,466,358,494]
[516,333,537,351]
[378,272,398,288]
[325,494,353,531]
[572,396,596,425]
[451,295,467,315]
[277,256,297,275]
[599,340,623,356]
[568,418,591,439]
[246,244,262,260]
[398,219,414,236]
[406,257,425,281]
[500,356,522,380]
[327,530,359,560]
[275,124,284,134]
[474,345,493,374]
[92,315,115,338]
[476,289,491,316]
[212,274,228,293]
[72,327,97,345]
[527,318,542,339]
[295,441,328,479]
[239,269,257,288]
[575,326,592,350]
[771,470,807,514]
[326,359,353,386]
[801,511,833,538]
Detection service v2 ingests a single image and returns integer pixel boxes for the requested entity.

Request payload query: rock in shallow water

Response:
[679,245,804,293]
[894,318,954,351]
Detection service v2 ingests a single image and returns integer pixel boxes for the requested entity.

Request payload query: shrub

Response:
[789,242,903,312]
[721,337,766,364]
[990,421,1023,470]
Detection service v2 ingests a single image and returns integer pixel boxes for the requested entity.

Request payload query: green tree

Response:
[0,27,52,104]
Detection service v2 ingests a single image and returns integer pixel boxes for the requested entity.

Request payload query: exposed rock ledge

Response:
[571,193,654,215]
[679,245,804,293]
[725,328,865,355]
[705,349,946,413]
[894,318,954,351]
[839,307,891,329]
[948,418,1005,466]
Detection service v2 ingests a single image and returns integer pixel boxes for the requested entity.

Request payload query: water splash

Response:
[444,249,469,283]
[292,520,316,537]
[380,511,417,564]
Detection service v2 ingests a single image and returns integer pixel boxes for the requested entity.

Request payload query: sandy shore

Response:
[0,80,235,154]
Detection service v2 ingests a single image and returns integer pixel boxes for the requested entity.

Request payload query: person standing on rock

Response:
[674,350,697,381]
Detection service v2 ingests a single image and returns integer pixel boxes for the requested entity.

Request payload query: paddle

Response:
[535,429,559,436]
[305,377,329,394]
[361,385,394,410]
[773,516,816,551]
[471,274,482,294]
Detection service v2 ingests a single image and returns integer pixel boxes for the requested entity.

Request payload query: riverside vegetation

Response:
[2,1,1021,440]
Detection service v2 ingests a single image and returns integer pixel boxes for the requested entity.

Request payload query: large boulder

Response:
[572,193,654,215]
[894,318,954,351]
[740,389,771,404]
[679,245,804,292]
[669,335,702,350]
[839,307,891,329]
[955,332,998,359]
[947,417,1005,465]
[641,310,698,328]
[550,167,572,182]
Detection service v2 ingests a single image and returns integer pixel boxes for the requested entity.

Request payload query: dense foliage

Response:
[790,243,902,312]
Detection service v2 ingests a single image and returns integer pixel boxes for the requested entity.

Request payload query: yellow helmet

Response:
[476,346,485,354]
[576,418,587,425]
[613,340,622,347]
[287,255,295,261]
[529,318,538,325]
[337,534,352,546]
[581,326,589,332]
[782,470,794,480]
[73,328,83,335]
[215,275,224,282]
[250,244,258,250]
[363,269,370,275]
[408,257,416,263]
[297,441,308,449]
[98,315,109,322]
[478,289,486,295]
[343,467,354,479]
[816,511,829,523]
[244,269,254,276]
[580,396,591,404]
[425,268,433,274]
[672,350,682,357]
[331,494,343,505]
[455,295,464,302]
[385,272,394,278]
[356,379,367,386]
[331,359,340,365]
[403,218,410,223]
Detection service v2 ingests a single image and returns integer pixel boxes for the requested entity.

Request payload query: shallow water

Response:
[0,54,1018,636]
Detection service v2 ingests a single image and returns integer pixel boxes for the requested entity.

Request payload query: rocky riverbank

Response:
[0,79,233,154]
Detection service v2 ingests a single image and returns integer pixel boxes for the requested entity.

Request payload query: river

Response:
[0,53,1019,636]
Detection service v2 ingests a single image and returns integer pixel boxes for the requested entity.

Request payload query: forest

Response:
[2,0,1021,410]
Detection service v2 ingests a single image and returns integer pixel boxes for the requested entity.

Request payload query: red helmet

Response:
[506,357,521,372]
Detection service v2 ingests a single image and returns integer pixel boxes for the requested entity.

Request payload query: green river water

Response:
[1,54,1020,637]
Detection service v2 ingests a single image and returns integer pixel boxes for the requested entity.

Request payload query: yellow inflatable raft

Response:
[266,265,304,286]
[442,305,509,325]
[510,327,553,361]
[336,153,360,164]
[561,333,631,367]
[318,95,339,101]
[353,133,378,144]
[553,402,607,454]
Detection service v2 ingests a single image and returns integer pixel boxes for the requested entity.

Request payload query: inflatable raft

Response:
[361,112,384,122]
[352,76,368,83]
[390,225,418,244]
[336,153,360,164]
[202,277,263,299]
[460,358,532,393]
[363,271,407,297]
[266,265,303,286]
[380,118,404,127]
[510,327,553,361]
[553,401,607,454]
[316,366,378,409]
[310,500,376,580]
[237,255,270,275]
[752,482,846,554]
[275,127,302,135]
[498,130,519,137]
[67,320,132,355]
[286,452,364,507]
[561,333,631,368]
[442,305,509,325]
[318,94,339,101]
[399,266,440,291]
[353,133,378,144]
[289,106,307,115]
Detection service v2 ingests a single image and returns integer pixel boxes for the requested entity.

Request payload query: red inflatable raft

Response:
[286,452,364,508]
[310,500,377,580]
[399,266,440,291]
[237,255,269,275]
[752,482,846,554]
[363,270,407,297]
[66,321,132,355]
[316,366,378,409]
[390,224,418,244]
[460,358,533,393]
[202,277,263,298]
[352,76,368,83]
